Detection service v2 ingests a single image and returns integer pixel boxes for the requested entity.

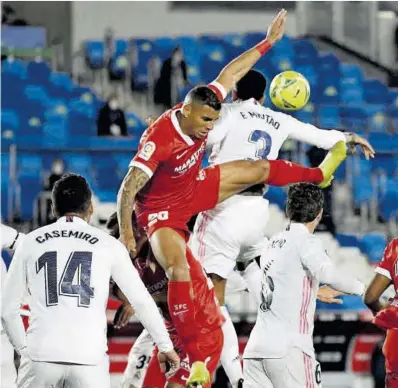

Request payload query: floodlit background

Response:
[1,1,398,387]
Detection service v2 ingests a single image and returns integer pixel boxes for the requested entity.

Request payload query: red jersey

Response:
[133,245,224,340]
[130,82,226,232]
[375,238,398,292]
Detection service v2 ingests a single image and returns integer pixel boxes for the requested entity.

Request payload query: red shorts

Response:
[138,166,221,239]
[384,329,398,373]
[142,327,223,388]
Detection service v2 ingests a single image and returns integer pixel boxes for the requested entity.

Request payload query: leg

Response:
[17,358,64,388]
[217,142,347,203]
[149,228,205,364]
[67,356,111,388]
[243,359,273,388]
[122,329,154,388]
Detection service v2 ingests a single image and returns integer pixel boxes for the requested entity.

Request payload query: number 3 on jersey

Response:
[248,130,272,160]
[36,251,94,308]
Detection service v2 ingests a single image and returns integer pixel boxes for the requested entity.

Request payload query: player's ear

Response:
[259,95,266,105]
[51,204,57,218]
[88,201,94,215]
[181,103,191,118]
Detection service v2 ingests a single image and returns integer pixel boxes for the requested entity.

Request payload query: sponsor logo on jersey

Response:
[174,143,205,174]
[240,111,280,129]
[138,141,156,161]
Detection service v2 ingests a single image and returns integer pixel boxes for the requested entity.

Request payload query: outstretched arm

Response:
[117,166,150,257]
[214,9,287,94]
[363,273,391,314]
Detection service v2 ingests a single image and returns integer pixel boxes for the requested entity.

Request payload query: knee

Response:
[250,160,270,184]
[166,256,190,281]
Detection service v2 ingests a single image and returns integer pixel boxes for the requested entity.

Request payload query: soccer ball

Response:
[269,71,310,111]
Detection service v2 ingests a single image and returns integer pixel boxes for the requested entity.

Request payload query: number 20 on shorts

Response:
[148,211,169,226]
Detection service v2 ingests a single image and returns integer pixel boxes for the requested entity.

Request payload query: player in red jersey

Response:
[117,10,365,386]
[364,238,398,388]
[108,212,224,388]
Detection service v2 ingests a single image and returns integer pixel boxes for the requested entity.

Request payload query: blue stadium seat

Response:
[70,87,96,105]
[27,61,51,83]
[340,85,364,105]
[379,181,398,221]
[341,64,364,86]
[126,113,146,136]
[1,59,27,79]
[293,39,318,66]
[223,33,245,49]
[296,65,317,88]
[340,106,367,131]
[364,105,388,133]
[1,110,20,132]
[24,84,50,105]
[42,122,68,148]
[335,233,360,248]
[364,80,389,104]
[293,102,316,125]
[372,155,398,176]
[1,154,10,219]
[114,154,133,179]
[270,55,294,72]
[270,36,294,58]
[368,132,394,153]
[318,106,340,128]
[360,233,387,263]
[264,187,286,209]
[48,72,73,99]
[317,53,340,75]
[200,44,227,83]
[85,40,105,69]
[132,38,156,90]
[62,154,92,176]
[353,177,373,206]
[115,39,128,56]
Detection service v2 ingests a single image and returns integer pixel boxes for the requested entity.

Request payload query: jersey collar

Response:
[171,109,194,146]
[287,222,310,234]
[57,216,87,225]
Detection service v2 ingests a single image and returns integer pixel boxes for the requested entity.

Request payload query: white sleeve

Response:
[206,105,231,151]
[111,242,173,353]
[1,240,28,354]
[282,113,346,150]
[1,224,24,250]
[299,235,365,295]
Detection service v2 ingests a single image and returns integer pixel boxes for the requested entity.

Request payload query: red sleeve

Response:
[208,81,228,102]
[130,124,171,178]
[375,240,397,280]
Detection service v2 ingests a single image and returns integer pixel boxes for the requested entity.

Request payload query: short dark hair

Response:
[185,86,221,111]
[235,69,267,101]
[52,173,92,217]
[286,183,324,223]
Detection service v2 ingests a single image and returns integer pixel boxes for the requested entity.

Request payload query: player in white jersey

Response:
[188,69,373,387]
[1,224,26,388]
[243,183,365,388]
[1,174,179,388]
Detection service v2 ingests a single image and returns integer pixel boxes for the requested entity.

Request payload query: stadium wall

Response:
[71,1,298,50]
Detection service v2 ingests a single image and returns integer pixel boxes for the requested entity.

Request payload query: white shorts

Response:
[244,348,322,388]
[1,332,17,388]
[122,329,155,388]
[190,195,269,279]
[17,355,110,388]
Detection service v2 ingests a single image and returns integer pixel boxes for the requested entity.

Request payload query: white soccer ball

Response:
[269,71,310,111]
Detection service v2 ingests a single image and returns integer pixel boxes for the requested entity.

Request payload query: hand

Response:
[120,232,137,258]
[345,133,376,160]
[317,285,344,304]
[158,349,180,374]
[113,303,135,329]
[266,9,287,45]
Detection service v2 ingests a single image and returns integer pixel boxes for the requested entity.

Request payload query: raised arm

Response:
[117,166,150,257]
[214,9,287,94]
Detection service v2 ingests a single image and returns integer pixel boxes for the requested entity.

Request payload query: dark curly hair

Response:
[235,69,267,101]
[286,183,324,223]
[52,173,92,217]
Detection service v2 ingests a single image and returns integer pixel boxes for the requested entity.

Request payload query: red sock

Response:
[265,160,323,186]
[168,281,203,363]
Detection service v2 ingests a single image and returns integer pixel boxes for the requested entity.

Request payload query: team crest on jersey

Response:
[138,141,156,161]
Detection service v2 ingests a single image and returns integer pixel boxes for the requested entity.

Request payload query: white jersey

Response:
[1,216,173,365]
[207,98,346,164]
[244,223,364,360]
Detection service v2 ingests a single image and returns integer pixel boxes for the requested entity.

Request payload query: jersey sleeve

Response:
[110,241,173,353]
[281,113,346,149]
[299,234,364,295]
[1,224,24,250]
[375,241,396,280]
[208,81,228,102]
[1,238,28,354]
[130,125,171,178]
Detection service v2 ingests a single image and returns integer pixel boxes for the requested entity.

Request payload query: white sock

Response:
[241,260,262,307]
[220,305,243,387]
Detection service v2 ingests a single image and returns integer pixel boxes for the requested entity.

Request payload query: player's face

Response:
[187,104,220,139]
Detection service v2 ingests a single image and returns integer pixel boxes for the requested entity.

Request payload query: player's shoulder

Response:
[383,238,398,261]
